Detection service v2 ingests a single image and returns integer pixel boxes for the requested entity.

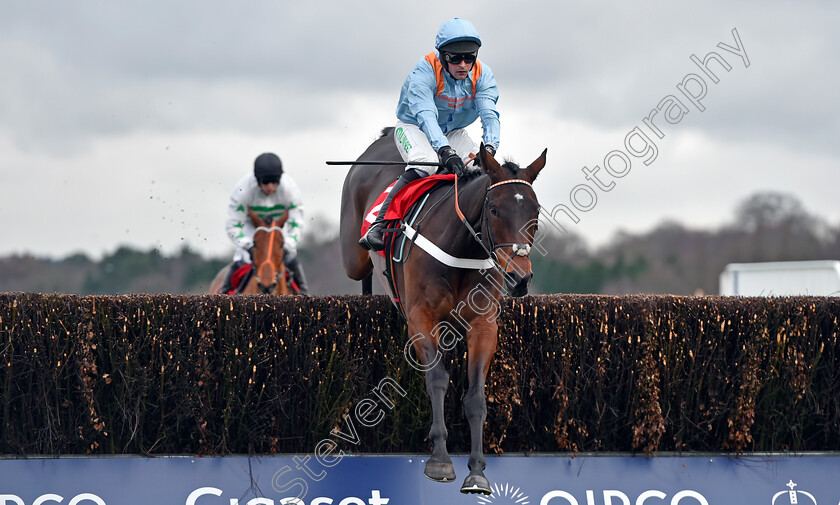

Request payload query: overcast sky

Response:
[1,1,837,260]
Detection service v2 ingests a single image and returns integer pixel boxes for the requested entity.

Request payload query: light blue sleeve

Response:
[401,62,449,152]
[416,111,448,152]
[474,63,501,150]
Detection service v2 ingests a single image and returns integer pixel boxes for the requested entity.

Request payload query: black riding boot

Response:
[285,256,310,295]
[220,260,247,294]
[359,168,425,251]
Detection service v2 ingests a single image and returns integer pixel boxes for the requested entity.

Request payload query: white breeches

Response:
[393,121,478,175]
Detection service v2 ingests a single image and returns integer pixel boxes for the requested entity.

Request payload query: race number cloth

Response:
[360,174,456,257]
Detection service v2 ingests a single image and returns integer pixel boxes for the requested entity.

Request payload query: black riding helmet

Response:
[254,153,283,183]
[438,40,480,55]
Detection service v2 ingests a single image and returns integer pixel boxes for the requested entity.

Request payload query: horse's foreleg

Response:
[409,314,456,483]
[424,360,456,482]
[464,373,488,471]
[460,322,497,495]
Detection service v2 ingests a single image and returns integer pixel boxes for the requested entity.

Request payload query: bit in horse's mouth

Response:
[504,273,532,297]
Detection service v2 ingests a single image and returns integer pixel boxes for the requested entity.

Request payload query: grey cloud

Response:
[0,1,837,155]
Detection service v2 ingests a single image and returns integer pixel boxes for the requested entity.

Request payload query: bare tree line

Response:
[1,192,837,295]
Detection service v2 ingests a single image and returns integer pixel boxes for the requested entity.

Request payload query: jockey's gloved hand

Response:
[438,146,465,177]
[485,145,496,158]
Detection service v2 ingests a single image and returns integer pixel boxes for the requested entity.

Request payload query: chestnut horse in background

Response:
[339,128,547,494]
[210,209,290,295]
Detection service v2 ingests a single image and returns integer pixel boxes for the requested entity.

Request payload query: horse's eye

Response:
[489,205,499,216]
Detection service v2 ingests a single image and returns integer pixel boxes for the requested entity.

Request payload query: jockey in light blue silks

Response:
[359,18,501,252]
[221,152,309,294]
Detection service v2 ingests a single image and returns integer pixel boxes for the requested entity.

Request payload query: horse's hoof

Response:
[424,460,456,482]
[460,474,491,495]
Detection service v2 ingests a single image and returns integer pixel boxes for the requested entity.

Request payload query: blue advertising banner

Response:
[1,454,839,505]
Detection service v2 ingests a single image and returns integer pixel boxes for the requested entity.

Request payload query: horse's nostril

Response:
[502,272,533,297]
[504,272,530,287]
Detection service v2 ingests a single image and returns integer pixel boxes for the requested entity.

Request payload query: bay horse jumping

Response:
[210,209,291,295]
[339,128,546,494]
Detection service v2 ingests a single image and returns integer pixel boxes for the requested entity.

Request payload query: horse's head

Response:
[478,145,547,297]
[248,209,290,295]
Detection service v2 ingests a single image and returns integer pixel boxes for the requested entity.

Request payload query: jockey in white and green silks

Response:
[223,152,309,294]
[359,17,501,252]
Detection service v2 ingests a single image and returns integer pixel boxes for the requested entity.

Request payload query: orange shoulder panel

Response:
[424,52,446,96]
[471,59,483,96]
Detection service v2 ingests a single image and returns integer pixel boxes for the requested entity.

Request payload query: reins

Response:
[453,176,533,274]
[454,177,496,265]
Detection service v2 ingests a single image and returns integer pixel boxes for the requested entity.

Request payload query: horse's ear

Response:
[248,209,263,227]
[522,148,548,183]
[479,143,504,181]
[275,210,290,227]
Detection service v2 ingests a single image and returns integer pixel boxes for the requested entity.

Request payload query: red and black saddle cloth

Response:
[285,270,301,294]
[225,263,253,294]
[360,173,455,313]
[224,264,301,295]
[360,173,456,258]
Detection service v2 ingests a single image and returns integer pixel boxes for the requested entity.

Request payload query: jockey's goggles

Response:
[442,51,477,64]
[259,177,280,185]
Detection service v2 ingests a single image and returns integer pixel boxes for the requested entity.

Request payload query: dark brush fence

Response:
[0,293,838,456]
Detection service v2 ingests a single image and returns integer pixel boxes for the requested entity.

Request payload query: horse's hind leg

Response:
[460,322,498,495]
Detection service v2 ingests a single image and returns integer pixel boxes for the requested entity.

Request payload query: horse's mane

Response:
[380,127,395,138]
[460,168,485,181]
[463,160,521,181]
[501,161,521,176]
